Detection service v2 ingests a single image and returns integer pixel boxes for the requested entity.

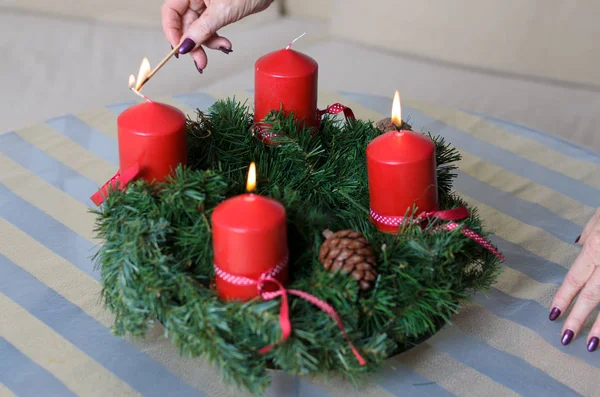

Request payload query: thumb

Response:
[178,7,228,54]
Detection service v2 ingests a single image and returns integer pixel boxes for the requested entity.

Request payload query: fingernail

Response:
[561,329,574,346]
[549,307,561,321]
[171,46,179,59]
[219,46,232,54]
[575,235,581,243]
[588,337,599,352]
[194,61,203,74]
[178,38,195,54]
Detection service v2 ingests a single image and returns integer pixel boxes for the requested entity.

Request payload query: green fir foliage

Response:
[92,98,502,395]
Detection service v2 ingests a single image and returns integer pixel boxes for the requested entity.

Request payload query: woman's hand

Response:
[550,208,600,352]
[161,0,274,72]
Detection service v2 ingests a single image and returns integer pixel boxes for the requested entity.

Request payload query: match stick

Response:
[139,42,183,90]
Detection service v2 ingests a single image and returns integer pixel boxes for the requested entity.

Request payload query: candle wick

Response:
[285,32,307,50]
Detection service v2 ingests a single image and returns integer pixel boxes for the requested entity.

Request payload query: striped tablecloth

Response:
[1,91,599,397]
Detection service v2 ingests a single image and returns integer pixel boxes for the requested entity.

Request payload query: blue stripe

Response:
[46,115,119,166]
[463,110,600,162]
[375,362,456,397]
[0,255,205,397]
[0,132,100,206]
[267,374,333,397]
[106,101,137,116]
[492,236,568,285]
[429,326,582,397]
[455,171,582,244]
[0,338,77,397]
[339,91,600,208]
[171,92,217,112]
[476,288,600,368]
[0,184,98,280]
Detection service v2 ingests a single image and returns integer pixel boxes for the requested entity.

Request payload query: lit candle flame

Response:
[391,91,402,127]
[246,162,257,192]
[134,58,151,91]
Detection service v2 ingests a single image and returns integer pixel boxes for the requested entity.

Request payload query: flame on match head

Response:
[133,57,151,91]
[391,91,402,127]
[246,162,257,192]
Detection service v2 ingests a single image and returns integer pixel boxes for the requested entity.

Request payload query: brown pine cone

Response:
[318,229,377,291]
[375,117,412,133]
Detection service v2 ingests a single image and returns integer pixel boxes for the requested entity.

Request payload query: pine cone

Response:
[318,229,377,291]
[375,117,412,133]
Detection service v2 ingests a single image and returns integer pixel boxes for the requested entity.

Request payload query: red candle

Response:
[367,92,438,233]
[212,163,288,301]
[118,101,187,183]
[254,45,318,130]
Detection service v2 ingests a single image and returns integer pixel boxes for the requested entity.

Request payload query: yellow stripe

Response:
[321,92,594,226]
[207,90,254,108]
[0,293,140,397]
[396,343,519,397]
[0,155,97,243]
[409,101,600,188]
[0,219,241,397]
[458,153,594,226]
[466,196,578,267]
[15,124,115,186]
[0,383,17,397]
[75,108,119,139]
[454,304,599,397]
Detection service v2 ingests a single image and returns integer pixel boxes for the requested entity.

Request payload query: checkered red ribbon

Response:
[254,103,356,143]
[214,254,366,366]
[370,206,505,261]
[90,162,140,206]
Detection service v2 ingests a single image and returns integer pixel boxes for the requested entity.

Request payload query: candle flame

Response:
[133,57,151,91]
[391,91,402,127]
[246,162,257,192]
[128,74,136,88]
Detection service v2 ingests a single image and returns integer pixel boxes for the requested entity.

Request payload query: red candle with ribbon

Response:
[367,91,438,233]
[90,59,187,205]
[254,34,318,132]
[212,163,288,301]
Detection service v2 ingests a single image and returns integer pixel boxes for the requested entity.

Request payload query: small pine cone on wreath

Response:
[318,229,378,291]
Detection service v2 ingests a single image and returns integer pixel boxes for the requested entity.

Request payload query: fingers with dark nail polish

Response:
[171,46,179,59]
[219,46,233,54]
[561,329,574,345]
[194,61,203,74]
[549,307,561,321]
[179,38,196,54]
[575,235,581,243]
[588,337,599,352]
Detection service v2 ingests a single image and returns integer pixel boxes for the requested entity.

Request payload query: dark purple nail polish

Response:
[194,61,203,74]
[178,38,195,54]
[219,46,232,54]
[575,235,581,243]
[561,329,574,346]
[549,307,561,321]
[171,46,179,59]
[588,337,599,352]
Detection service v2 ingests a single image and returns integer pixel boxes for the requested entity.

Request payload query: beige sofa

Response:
[2,0,599,149]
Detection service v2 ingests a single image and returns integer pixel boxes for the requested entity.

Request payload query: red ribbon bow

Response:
[254,103,356,143]
[214,258,367,366]
[370,206,505,261]
[90,162,140,206]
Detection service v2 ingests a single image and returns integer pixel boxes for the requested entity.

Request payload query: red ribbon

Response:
[254,103,356,143]
[214,260,367,366]
[90,162,140,206]
[370,206,505,261]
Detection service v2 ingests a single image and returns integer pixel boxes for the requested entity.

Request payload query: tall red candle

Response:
[118,101,187,183]
[367,92,438,233]
[254,45,318,130]
[212,163,288,301]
